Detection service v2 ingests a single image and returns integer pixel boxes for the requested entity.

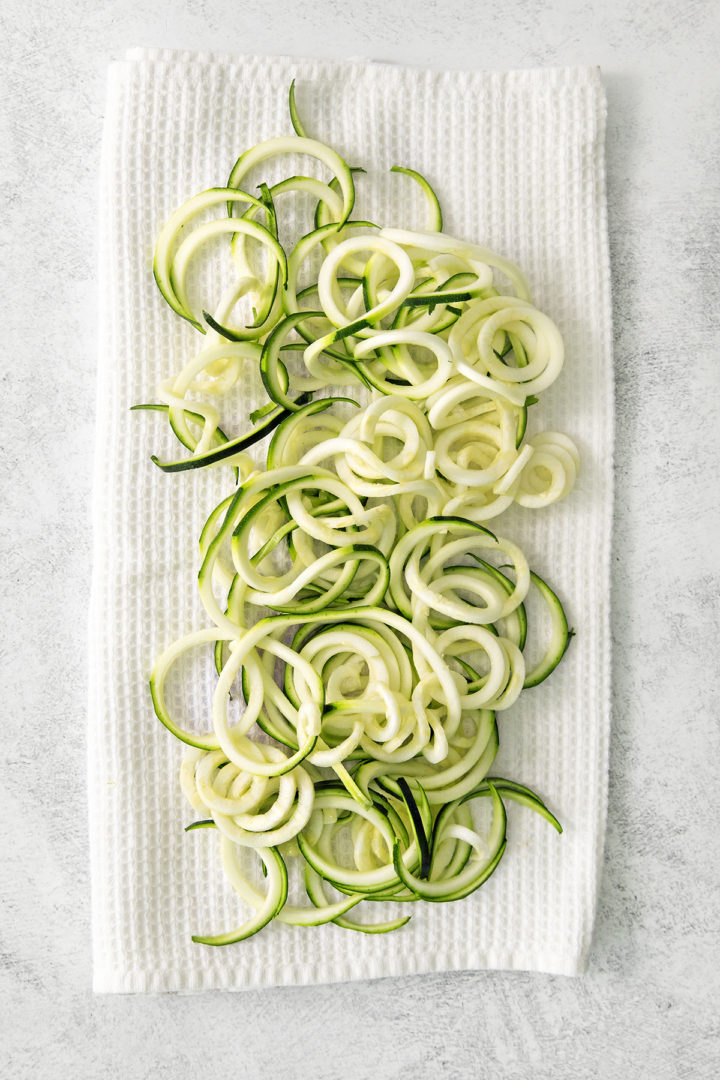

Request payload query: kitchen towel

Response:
[89,49,613,992]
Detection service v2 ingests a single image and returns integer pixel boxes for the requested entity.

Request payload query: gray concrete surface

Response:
[1,1,718,1076]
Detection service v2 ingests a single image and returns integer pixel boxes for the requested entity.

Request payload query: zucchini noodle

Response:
[138,83,577,943]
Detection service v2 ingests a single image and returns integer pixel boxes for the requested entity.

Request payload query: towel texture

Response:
[89,49,612,992]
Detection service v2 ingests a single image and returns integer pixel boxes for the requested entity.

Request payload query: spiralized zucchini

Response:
[139,83,577,943]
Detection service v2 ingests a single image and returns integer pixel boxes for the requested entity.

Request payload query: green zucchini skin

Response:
[523,571,573,687]
[150,395,311,472]
[131,402,241,482]
[390,164,443,233]
[192,846,288,946]
[288,79,308,138]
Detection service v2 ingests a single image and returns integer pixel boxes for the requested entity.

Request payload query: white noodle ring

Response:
[181,745,316,848]
[434,415,518,487]
[353,330,453,399]
[317,235,416,331]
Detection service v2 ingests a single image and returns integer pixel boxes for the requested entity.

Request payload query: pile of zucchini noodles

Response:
[142,85,578,944]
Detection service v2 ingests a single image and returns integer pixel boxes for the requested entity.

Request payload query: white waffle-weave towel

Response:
[89,49,613,992]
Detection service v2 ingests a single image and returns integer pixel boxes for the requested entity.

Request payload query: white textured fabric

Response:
[89,49,613,993]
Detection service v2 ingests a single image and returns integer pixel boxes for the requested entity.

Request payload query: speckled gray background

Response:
[2,1,719,1077]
